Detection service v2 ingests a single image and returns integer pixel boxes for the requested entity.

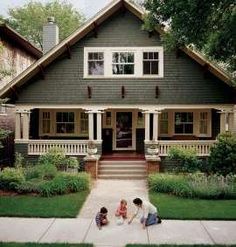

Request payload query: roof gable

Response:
[0,0,234,99]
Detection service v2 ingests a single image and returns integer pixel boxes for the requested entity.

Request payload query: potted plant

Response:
[87,141,98,157]
[147,141,159,156]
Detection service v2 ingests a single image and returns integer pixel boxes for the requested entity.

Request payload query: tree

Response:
[3,0,85,49]
[144,0,236,71]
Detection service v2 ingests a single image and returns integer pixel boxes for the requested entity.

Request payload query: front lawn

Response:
[150,192,236,220]
[0,191,89,218]
[0,244,93,247]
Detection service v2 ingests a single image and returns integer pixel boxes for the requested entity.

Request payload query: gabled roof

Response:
[0,0,234,99]
[0,23,42,59]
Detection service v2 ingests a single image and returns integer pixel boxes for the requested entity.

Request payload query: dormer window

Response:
[88,52,104,75]
[112,52,134,75]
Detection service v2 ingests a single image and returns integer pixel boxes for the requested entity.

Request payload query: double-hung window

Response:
[112,52,134,75]
[84,47,163,78]
[42,112,51,134]
[80,112,88,134]
[160,112,168,134]
[143,52,159,75]
[56,112,75,134]
[88,52,104,75]
[199,112,208,135]
[175,112,193,134]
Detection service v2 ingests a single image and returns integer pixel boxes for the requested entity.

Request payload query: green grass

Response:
[150,192,236,220]
[0,244,93,247]
[0,191,89,218]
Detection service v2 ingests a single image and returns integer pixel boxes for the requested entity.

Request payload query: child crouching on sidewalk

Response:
[115,199,128,219]
[95,207,109,230]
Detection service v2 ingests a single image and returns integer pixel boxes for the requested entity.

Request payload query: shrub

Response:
[148,173,236,199]
[65,157,79,170]
[16,178,46,194]
[14,152,25,169]
[38,147,66,169]
[39,172,90,197]
[24,164,57,180]
[168,147,201,173]
[208,132,236,176]
[0,167,25,190]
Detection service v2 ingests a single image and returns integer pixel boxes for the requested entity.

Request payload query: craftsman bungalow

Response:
[0,0,235,172]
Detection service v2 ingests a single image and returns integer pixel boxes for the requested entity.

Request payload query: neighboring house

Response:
[0,0,235,168]
[0,23,42,130]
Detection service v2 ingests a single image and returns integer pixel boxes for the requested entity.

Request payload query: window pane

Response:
[154,52,159,59]
[112,53,119,63]
[66,123,75,133]
[151,61,159,74]
[143,61,151,74]
[127,53,134,62]
[88,61,104,75]
[185,124,193,133]
[124,64,134,74]
[175,124,184,133]
[143,52,148,59]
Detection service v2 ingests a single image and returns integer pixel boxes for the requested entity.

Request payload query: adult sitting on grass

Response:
[128,198,161,229]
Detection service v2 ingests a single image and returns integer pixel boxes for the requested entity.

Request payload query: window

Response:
[175,112,193,134]
[84,47,164,78]
[112,52,134,75]
[80,112,88,134]
[160,112,168,134]
[143,52,159,75]
[56,112,75,134]
[42,112,51,134]
[88,52,104,75]
[199,112,208,135]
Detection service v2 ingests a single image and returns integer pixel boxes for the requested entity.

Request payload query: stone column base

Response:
[84,155,100,179]
[145,155,161,174]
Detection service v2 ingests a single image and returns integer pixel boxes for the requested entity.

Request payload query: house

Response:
[0,23,42,130]
[0,0,235,174]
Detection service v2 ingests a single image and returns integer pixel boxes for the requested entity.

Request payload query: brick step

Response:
[98,170,147,175]
[99,165,146,170]
[99,160,146,165]
[98,174,147,180]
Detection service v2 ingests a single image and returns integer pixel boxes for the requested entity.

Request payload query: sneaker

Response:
[157,216,162,224]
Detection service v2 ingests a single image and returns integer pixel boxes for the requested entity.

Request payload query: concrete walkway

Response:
[0,179,236,246]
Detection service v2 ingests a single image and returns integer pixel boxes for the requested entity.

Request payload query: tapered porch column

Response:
[233,105,236,134]
[15,111,21,139]
[144,112,150,141]
[96,111,102,141]
[220,110,229,133]
[153,112,161,141]
[22,110,30,140]
[88,112,94,140]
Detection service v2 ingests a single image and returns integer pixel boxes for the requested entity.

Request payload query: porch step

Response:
[98,160,147,179]
[98,174,147,180]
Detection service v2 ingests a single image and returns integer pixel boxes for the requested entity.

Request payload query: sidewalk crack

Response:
[146,227,150,244]
[200,220,216,244]
[37,218,56,243]
[82,218,94,243]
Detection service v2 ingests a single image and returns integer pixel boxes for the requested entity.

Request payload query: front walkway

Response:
[0,179,236,247]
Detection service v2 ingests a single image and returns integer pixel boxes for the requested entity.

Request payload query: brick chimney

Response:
[43,17,59,54]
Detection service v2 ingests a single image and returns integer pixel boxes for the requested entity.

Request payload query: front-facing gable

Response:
[0,0,235,105]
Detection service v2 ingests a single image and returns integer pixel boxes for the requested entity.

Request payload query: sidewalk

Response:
[0,179,236,246]
[1,217,236,246]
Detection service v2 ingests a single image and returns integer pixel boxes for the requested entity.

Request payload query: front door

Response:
[115,112,133,150]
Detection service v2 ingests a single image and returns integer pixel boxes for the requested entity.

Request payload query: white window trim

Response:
[84,47,164,78]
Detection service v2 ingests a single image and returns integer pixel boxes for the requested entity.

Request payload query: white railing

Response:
[27,140,89,155]
[159,140,216,156]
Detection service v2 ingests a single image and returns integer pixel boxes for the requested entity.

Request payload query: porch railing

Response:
[158,140,216,156]
[28,140,89,155]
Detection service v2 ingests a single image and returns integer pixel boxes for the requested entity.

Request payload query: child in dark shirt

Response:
[95,207,109,230]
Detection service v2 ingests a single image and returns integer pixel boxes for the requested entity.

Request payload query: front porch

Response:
[14,104,236,160]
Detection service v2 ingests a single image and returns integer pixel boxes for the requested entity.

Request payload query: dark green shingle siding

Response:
[16,11,235,105]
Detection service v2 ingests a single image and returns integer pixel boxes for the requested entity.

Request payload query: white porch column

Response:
[15,111,21,139]
[88,112,94,140]
[22,110,30,140]
[220,111,227,133]
[233,105,236,134]
[144,112,150,141]
[96,111,102,141]
[153,112,160,141]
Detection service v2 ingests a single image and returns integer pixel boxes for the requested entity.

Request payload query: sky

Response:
[0,0,113,19]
